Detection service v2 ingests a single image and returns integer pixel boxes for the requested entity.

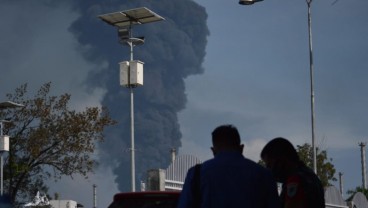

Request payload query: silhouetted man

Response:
[261,137,325,208]
[178,124,280,208]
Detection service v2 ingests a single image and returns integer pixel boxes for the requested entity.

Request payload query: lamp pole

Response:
[98,8,165,192]
[128,37,136,192]
[306,0,317,174]
[238,0,317,173]
[0,101,24,195]
[0,121,5,196]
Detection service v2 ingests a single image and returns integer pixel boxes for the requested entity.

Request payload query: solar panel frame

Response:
[98,7,165,28]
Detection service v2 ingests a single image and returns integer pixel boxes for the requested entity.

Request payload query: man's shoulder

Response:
[201,154,272,176]
[243,157,272,173]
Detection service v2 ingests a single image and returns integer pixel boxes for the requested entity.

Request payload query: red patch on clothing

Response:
[285,175,306,201]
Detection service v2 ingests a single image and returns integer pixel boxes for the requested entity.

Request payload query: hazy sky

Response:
[0,0,367,207]
[180,0,368,201]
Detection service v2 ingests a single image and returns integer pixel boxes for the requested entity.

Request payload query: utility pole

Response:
[98,8,165,192]
[359,142,367,189]
[170,148,176,163]
[338,172,343,197]
[93,184,97,208]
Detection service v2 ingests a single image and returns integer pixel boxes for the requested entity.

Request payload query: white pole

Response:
[359,142,367,189]
[1,153,3,196]
[339,172,344,197]
[129,34,136,192]
[93,184,97,208]
[171,148,176,163]
[0,121,3,196]
[306,0,317,174]
[130,87,135,192]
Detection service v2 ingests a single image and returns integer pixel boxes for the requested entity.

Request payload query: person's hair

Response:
[211,125,241,148]
[261,137,300,163]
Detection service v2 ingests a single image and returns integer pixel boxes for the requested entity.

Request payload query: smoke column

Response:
[69,0,209,191]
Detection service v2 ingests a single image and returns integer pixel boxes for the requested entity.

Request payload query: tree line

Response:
[0,83,115,206]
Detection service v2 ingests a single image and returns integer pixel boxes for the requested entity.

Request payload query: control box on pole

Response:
[0,135,9,152]
[119,60,144,87]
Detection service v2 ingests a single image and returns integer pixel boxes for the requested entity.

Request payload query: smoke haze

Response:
[1,0,368,206]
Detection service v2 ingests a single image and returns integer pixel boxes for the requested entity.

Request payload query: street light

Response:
[239,0,263,5]
[98,7,165,192]
[238,0,317,173]
[0,101,24,196]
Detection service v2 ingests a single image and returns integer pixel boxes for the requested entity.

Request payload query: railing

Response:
[165,179,184,191]
[325,204,348,208]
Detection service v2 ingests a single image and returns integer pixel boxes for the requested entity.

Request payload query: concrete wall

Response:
[49,200,77,208]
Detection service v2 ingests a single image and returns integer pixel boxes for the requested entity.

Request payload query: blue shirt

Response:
[178,152,281,208]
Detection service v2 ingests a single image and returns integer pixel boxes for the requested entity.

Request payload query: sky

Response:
[0,0,367,207]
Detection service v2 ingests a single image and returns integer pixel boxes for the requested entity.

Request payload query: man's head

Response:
[211,124,243,155]
[261,137,300,182]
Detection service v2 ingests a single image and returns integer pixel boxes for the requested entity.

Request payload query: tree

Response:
[258,142,337,187]
[0,83,116,205]
[296,143,337,187]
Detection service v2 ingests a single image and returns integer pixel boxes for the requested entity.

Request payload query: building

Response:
[49,200,78,208]
[145,154,201,191]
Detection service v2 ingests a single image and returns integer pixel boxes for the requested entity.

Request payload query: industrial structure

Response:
[145,153,201,191]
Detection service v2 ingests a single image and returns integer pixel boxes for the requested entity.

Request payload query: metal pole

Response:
[129,35,136,192]
[170,148,176,163]
[130,87,135,192]
[339,172,343,197]
[306,0,317,174]
[0,121,3,196]
[1,153,3,196]
[359,142,367,189]
[93,184,97,208]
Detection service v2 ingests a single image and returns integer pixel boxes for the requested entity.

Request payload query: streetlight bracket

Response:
[239,0,264,5]
[0,101,24,109]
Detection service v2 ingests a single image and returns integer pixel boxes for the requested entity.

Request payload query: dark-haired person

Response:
[178,124,280,208]
[261,137,325,208]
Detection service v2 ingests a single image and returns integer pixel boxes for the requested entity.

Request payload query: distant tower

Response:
[359,142,367,189]
[140,180,146,191]
[338,172,343,197]
[93,184,97,208]
[170,148,176,163]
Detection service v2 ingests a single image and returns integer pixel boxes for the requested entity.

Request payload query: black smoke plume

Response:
[69,0,209,191]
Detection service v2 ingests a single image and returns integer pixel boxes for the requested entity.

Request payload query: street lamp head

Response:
[0,101,24,110]
[239,0,263,5]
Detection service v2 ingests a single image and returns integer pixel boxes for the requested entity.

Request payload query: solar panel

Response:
[98,7,165,28]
